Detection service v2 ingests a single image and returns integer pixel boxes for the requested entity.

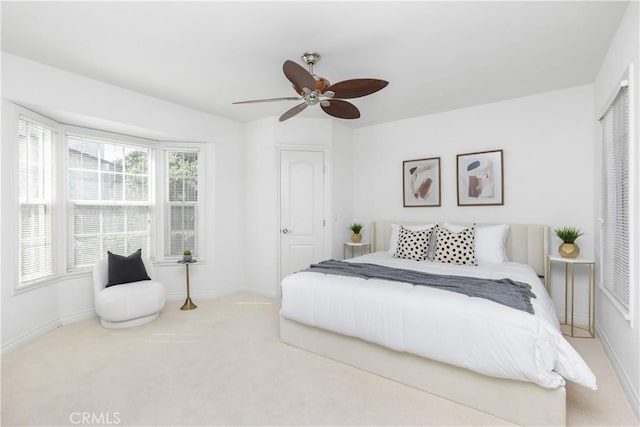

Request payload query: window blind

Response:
[68,136,152,267]
[18,118,55,283]
[167,151,198,256]
[600,86,630,311]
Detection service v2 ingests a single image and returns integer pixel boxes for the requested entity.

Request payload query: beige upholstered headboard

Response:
[371,222,549,277]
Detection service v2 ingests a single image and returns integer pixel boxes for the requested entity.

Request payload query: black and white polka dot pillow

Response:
[434,224,477,265]
[393,227,431,261]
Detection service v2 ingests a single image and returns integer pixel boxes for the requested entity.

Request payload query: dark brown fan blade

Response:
[283,60,317,94]
[279,103,308,122]
[326,79,388,99]
[233,96,300,104]
[321,99,360,119]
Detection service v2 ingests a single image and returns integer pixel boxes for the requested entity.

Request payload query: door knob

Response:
[282,228,292,234]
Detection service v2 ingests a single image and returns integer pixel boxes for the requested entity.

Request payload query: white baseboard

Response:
[1,318,61,356]
[596,321,640,420]
[2,308,100,355]
[59,309,96,325]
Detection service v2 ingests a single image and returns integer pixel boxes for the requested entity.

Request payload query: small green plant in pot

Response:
[554,227,584,258]
[349,223,364,243]
[183,249,192,262]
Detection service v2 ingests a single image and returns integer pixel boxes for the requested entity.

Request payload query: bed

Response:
[279,222,596,426]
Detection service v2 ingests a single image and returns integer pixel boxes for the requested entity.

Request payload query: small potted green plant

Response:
[349,223,364,243]
[554,226,584,258]
[183,249,193,262]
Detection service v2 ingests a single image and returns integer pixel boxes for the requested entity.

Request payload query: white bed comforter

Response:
[280,252,597,390]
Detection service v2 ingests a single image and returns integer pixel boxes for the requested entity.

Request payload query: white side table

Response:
[344,242,371,259]
[546,255,595,338]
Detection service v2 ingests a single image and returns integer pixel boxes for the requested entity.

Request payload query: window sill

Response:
[598,283,633,323]
[14,274,63,296]
[65,267,93,278]
[14,268,93,296]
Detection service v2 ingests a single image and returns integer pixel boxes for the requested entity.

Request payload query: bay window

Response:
[12,102,206,291]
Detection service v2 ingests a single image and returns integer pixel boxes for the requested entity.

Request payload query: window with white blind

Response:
[166,150,199,257]
[18,118,55,284]
[68,136,152,268]
[600,83,630,314]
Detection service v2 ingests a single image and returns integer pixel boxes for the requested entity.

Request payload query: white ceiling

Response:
[1,1,628,128]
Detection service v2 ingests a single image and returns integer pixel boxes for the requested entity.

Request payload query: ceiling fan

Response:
[233,52,388,122]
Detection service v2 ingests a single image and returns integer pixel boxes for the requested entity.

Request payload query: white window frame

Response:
[598,64,636,325]
[5,106,63,292]
[64,126,157,270]
[157,144,205,262]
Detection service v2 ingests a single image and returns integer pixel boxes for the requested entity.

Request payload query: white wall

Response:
[331,122,355,256]
[353,85,595,316]
[593,1,640,418]
[1,53,246,352]
[244,118,278,296]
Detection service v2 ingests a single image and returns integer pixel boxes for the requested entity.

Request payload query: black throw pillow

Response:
[107,249,151,287]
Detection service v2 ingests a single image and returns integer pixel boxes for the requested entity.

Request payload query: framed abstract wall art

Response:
[456,149,503,206]
[403,157,441,207]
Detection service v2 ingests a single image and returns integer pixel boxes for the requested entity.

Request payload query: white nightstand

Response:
[343,242,371,259]
[546,255,595,338]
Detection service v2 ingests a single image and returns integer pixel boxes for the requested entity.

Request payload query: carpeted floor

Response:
[1,292,638,426]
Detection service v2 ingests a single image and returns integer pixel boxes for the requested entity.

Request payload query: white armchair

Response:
[93,258,166,329]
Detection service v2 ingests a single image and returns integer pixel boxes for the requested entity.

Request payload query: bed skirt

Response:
[279,316,566,426]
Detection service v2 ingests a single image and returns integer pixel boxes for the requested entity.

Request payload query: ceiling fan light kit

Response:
[233,52,388,122]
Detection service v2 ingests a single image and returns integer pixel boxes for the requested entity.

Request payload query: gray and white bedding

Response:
[305,259,536,314]
[280,251,597,390]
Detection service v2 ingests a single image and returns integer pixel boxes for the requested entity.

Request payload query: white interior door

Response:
[280,150,325,279]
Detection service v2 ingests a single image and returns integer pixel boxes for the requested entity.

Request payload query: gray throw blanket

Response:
[304,260,535,314]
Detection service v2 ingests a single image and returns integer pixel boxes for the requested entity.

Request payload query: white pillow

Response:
[388,223,435,255]
[444,223,509,264]
[443,223,465,233]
